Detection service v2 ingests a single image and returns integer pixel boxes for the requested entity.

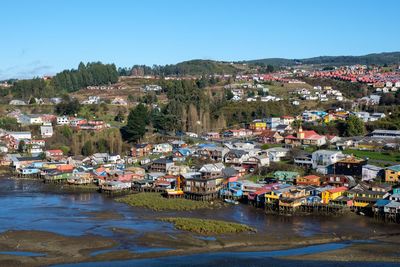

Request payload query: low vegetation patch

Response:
[343,149,400,163]
[116,193,213,211]
[160,217,256,235]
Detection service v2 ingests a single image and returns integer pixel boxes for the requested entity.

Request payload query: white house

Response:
[27,145,43,155]
[153,143,173,153]
[312,150,345,174]
[40,125,54,138]
[57,116,70,125]
[19,114,43,125]
[362,164,383,182]
[199,163,225,173]
[7,131,32,141]
[265,147,290,162]
[354,112,370,122]
[9,100,26,105]
[111,98,128,106]
[91,153,109,164]
[82,96,101,105]
[107,153,121,163]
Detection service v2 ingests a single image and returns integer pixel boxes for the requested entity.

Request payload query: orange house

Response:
[296,175,321,186]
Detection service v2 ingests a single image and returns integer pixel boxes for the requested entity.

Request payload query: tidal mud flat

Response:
[1,178,400,266]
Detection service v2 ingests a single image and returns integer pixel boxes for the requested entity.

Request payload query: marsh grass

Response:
[116,192,213,211]
[160,217,257,235]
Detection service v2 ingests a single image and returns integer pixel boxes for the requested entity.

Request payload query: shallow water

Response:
[1,178,400,266]
[53,244,400,267]
[0,251,46,257]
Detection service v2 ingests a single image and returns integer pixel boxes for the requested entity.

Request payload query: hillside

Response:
[154,59,240,76]
[245,52,400,66]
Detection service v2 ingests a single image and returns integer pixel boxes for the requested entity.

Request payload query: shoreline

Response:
[1,228,400,266]
[1,177,400,266]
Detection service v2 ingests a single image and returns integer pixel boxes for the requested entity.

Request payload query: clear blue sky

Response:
[0,0,399,79]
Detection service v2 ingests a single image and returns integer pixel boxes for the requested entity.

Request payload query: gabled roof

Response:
[327,186,348,193]
[374,199,390,207]
[301,175,320,180]
[153,158,173,164]
[259,130,280,138]
[275,124,290,130]
[387,165,400,172]
[385,201,400,209]
[199,163,225,172]
[226,149,247,158]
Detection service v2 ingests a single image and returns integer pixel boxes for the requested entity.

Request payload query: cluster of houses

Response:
[5,110,110,139]
[4,131,400,221]
[224,83,271,102]
[292,86,344,103]
[2,70,400,222]
[81,96,128,106]
[308,65,400,86]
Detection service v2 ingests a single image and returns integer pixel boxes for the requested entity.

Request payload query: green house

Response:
[44,172,73,182]
[273,171,299,184]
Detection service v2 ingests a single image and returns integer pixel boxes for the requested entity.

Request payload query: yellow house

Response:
[353,190,388,208]
[385,165,400,183]
[42,163,58,169]
[249,122,266,131]
[265,191,280,204]
[322,187,347,204]
[323,114,335,123]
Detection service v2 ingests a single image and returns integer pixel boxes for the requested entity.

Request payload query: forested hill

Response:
[245,52,400,66]
[124,60,241,77]
[158,59,239,75]
[10,62,119,99]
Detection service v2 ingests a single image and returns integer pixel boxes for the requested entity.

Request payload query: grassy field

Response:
[343,149,400,163]
[160,217,256,235]
[116,192,213,211]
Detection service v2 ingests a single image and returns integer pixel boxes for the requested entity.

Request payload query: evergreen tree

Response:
[344,115,366,136]
[120,104,149,143]
[81,141,93,156]
[18,140,25,153]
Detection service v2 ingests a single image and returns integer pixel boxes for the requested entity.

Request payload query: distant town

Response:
[1,56,400,225]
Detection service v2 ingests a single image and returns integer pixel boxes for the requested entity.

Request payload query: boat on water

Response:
[224,199,239,205]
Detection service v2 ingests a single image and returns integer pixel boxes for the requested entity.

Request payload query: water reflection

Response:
[0,178,398,243]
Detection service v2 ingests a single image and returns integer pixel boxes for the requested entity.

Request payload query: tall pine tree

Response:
[120,104,149,143]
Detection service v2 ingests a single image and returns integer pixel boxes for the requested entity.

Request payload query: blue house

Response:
[306,195,322,204]
[21,167,40,175]
[220,182,243,199]
[31,162,45,168]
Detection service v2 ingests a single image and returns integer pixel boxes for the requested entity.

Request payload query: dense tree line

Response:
[11,78,55,99]
[10,62,118,98]
[52,62,118,93]
[120,60,238,77]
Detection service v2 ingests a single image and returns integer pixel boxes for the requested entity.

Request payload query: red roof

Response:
[259,130,278,138]
[302,175,320,180]
[286,130,323,140]
[328,186,348,193]
[302,130,323,140]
